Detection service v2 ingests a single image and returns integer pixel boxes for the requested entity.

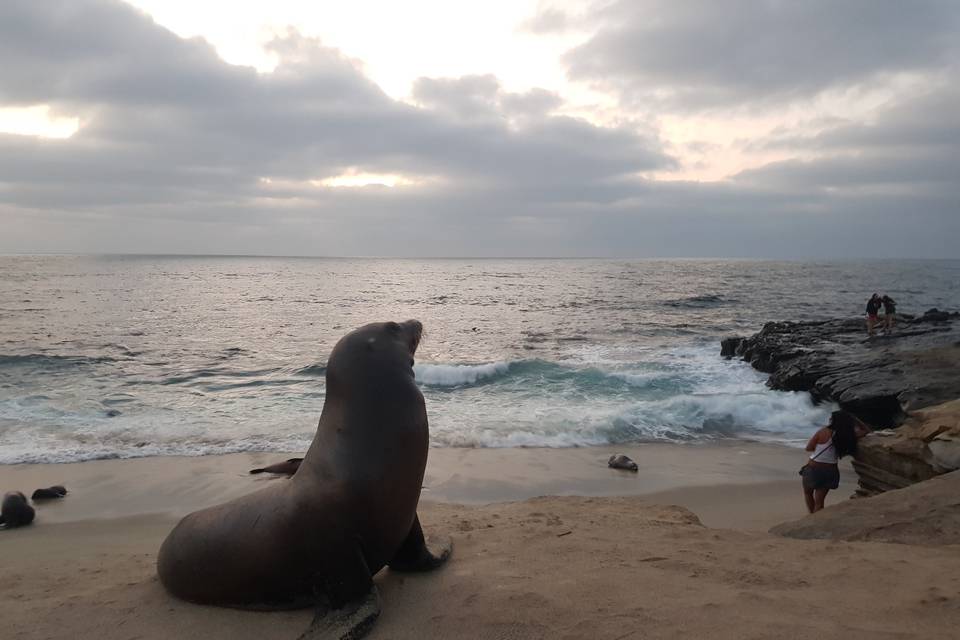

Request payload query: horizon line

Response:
[1,252,958,262]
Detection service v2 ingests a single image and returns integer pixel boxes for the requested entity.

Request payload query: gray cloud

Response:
[734,84,960,200]
[519,7,572,35]
[760,85,960,153]
[0,0,670,207]
[0,0,957,258]
[558,0,959,109]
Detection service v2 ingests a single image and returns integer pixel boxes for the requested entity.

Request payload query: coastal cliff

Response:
[851,400,960,495]
[722,310,960,495]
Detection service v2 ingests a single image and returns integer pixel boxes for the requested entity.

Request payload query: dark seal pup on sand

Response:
[1,491,36,528]
[31,485,68,500]
[157,320,451,639]
[608,454,638,472]
[249,458,303,476]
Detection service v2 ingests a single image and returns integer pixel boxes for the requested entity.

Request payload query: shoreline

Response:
[0,441,848,530]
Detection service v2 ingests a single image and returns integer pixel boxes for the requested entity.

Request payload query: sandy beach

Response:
[4,444,959,640]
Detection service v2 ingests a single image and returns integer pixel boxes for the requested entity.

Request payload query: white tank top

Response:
[810,440,837,464]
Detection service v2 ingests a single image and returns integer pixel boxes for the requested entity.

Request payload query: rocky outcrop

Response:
[770,469,960,545]
[721,309,960,427]
[853,400,960,495]
[722,309,960,496]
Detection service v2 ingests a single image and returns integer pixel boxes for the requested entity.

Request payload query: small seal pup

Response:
[1,491,36,528]
[158,320,451,639]
[31,485,68,500]
[249,458,303,476]
[608,454,638,472]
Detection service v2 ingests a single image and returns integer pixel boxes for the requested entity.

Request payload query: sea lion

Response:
[31,485,68,500]
[1,491,36,528]
[608,454,638,472]
[157,320,450,638]
[249,458,303,476]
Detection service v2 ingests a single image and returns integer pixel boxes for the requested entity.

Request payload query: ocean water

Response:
[1,255,957,464]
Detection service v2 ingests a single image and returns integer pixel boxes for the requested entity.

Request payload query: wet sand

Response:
[0,442,836,529]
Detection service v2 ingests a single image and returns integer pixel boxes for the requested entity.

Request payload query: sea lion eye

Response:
[386,322,401,334]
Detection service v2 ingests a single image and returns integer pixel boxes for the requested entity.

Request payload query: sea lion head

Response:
[325,320,424,400]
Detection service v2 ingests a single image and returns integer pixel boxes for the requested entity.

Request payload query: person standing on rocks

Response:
[881,295,897,333]
[800,411,869,513]
[865,294,882,336]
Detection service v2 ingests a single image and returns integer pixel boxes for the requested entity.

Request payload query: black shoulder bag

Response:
[799,441,834,475]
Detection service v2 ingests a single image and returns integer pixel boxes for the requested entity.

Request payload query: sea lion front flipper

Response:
[299,545,380,640]
[297,586,380,640]
[388,514,452,572]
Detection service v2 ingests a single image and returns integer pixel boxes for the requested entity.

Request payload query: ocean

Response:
[1,255,957,464]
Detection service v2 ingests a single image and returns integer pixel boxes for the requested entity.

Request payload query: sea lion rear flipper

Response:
[388,514,452,572]
[299,545,380,640]
[249,458,304,475]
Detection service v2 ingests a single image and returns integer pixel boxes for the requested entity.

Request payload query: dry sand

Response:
[2,444,958,640]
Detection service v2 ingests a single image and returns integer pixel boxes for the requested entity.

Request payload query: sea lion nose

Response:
[403,320,423,351]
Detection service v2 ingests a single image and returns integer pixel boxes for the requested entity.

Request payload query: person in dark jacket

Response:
[881,295,897,333]
[865,294,882,336]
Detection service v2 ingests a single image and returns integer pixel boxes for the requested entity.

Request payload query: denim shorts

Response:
[801,464,840,490]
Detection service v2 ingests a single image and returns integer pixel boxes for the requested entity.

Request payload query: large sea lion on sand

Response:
[157,320,450,639]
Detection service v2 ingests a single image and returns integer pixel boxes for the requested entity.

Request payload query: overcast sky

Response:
[1,0,957,258]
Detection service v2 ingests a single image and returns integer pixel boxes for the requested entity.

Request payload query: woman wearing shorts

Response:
[800,411,869,513]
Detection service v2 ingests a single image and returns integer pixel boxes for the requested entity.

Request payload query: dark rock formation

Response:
[722,309,960,428]
[723,309,960,496]
[770,469,960,545]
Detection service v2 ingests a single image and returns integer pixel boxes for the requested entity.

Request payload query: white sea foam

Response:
[424,386,830,449]
[612,390,832,440]
[609,371,667,387]
[0,434,315,465]
[0,348,830,462]
[414,361,511,387]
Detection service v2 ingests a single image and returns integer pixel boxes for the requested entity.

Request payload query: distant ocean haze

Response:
[1,256,957,464]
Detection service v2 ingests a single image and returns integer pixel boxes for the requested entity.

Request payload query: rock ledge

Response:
[722,309,960,495]
[771,469,960,544]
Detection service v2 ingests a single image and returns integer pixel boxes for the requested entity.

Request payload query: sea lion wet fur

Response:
[157,320,450,637]
[1,491,35,528]
[31,485,68,500]
[608,454,638,472]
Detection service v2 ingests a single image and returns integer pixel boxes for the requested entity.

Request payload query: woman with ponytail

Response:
[800,410,870,513]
